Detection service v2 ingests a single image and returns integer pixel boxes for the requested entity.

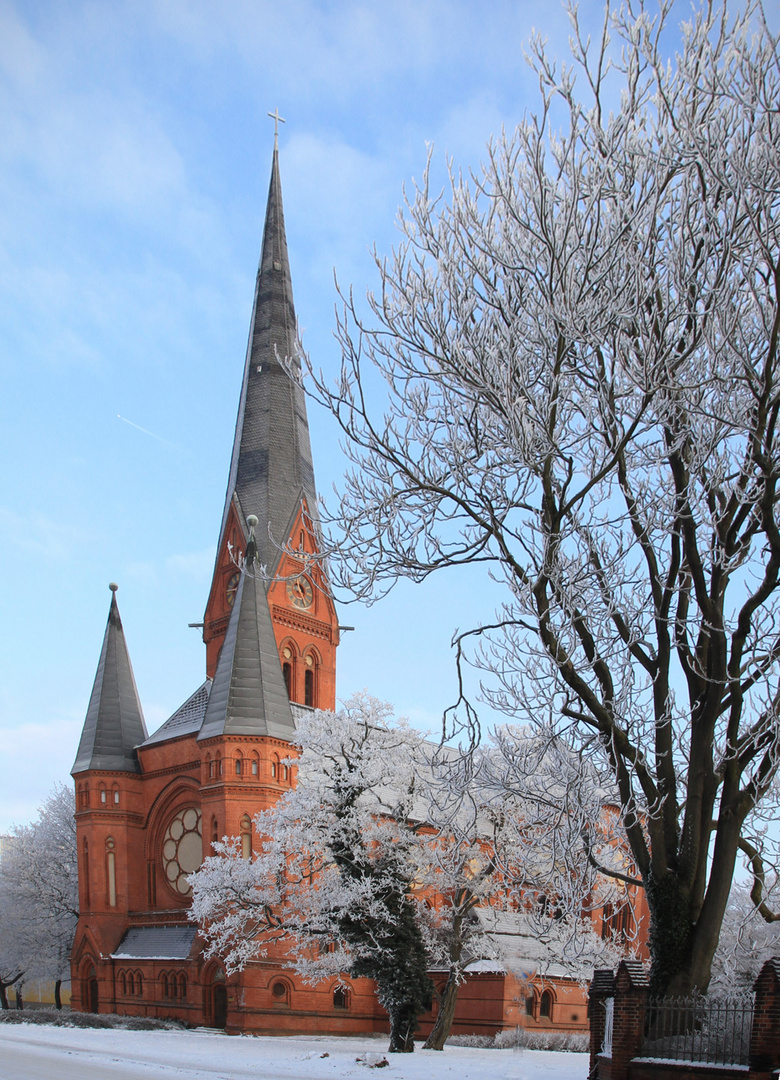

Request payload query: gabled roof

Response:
[214,145,318,581]
[72,585,148,775]
[198,559,295,742]
[112,925,196,960]
[141,680,212,748]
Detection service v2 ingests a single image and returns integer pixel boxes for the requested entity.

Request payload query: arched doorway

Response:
[211,983,227,1029]
[84,964,98,1013]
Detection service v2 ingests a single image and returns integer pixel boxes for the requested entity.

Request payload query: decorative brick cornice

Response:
[271,605,334,641]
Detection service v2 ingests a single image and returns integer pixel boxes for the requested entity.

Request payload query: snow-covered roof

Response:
[111,926,197,960]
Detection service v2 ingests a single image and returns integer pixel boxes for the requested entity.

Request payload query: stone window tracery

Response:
[161,807,203,897]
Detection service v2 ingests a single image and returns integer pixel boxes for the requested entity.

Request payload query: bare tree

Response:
[305,2,780,995]
[0,785,78,1009]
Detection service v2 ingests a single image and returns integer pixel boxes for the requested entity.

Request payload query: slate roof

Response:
[111,925,197,960]
[214,144,319,582]
[72,586,148,775]
[141,680,212,748]
[198,559,295,741]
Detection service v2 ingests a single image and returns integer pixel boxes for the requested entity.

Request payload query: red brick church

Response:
[69,142,596,1038]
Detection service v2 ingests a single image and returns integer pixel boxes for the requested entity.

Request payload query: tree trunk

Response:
[0,983,8,1011]
[54,979,62,1011]
[388,1006,418,1052]
[423,970,460,1050]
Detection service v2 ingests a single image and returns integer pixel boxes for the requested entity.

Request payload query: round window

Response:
[162,807,203,896]
[272,981,288,999]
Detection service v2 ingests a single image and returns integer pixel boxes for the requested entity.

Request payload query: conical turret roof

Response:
[198,553,295,742]
[72,585,148,774]
[215,145,318,582]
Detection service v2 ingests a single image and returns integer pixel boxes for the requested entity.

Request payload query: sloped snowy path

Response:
[0,1024,588,1080]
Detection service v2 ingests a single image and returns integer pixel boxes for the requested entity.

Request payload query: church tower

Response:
[69,142,344,1029]
[202,143,338,709]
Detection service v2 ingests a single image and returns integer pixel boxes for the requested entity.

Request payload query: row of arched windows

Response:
[526,988,554,1020]
[161,971,187,1000]
[76,783,120,808]
[116,970,186,1001]
[269,978,349,1011]
[204,752,295,785]
[280,641,320,708]
[118,970,144,997]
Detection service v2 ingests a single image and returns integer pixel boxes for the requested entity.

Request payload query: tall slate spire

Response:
[72,584,148,774]
[198,541,295,742]
[216,145,318,580]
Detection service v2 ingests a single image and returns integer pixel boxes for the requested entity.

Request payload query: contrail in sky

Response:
[117,414,176,448]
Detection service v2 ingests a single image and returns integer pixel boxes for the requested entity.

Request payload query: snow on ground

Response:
[0,1024,588,1080]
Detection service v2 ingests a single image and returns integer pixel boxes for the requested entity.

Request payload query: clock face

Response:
[226,572,240,607]
[286,574,314,610]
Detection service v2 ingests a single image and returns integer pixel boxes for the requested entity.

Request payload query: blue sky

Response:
[0,0,700,831]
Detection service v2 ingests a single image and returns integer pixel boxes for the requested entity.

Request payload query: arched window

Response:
[333,986,349,1010]
[120,972,127,995]
[211,816,219,848]
[136,972,143,998]
[112,784,120,805]
[105,837,116,907]
[281,643,297,701]
[240,815,252,860]
[251,754,259,777]
[178,974,186,1000]
[216,753,223,777]
[525,994,535,1016]
[540,990,553,1019]
[128,972,135,996]
[235,755,243,776]
[82,838,91,908]
[271,755,279,779]
[162,973,169,999]
[281,762,289,783]
[303,651,319,708]
[304,669,314,707]
[100,786,107,804]
[206,755,213,779]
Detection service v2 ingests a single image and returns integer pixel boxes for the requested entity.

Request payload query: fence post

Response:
[750,957,780,1075]
[611,959,649,1080]
[589,969,616,1078]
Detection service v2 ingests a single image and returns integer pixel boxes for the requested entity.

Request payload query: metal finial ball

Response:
[109,582,119,592]
[247,515,259,528]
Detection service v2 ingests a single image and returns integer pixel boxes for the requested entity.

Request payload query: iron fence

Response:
[641,994,754,1067]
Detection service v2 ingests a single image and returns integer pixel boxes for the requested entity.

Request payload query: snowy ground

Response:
[0,1024,589,1080]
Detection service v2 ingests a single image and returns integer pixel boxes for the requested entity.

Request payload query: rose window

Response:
[162,808,203,896]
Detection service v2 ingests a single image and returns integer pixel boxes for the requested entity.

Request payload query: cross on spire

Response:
[267,107,286,148]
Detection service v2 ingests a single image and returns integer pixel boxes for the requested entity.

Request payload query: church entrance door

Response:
[211,984,227,1029]
[87,970,98,1013]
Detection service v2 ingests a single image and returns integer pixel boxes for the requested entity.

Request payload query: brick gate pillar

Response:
[589,969,615,1078]
[750,957,780,1076]
[610,960,649,1080]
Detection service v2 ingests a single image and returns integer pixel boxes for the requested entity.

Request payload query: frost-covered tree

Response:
[0,785,78,1008]
[191,695,637,1049]
[711,860,780,992]
[192,695,432,1052]
[303,1,780,996]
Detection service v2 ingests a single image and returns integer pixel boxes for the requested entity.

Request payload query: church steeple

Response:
[72,584,148,775]
[218,144,317,575]
[204,143,321,677]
